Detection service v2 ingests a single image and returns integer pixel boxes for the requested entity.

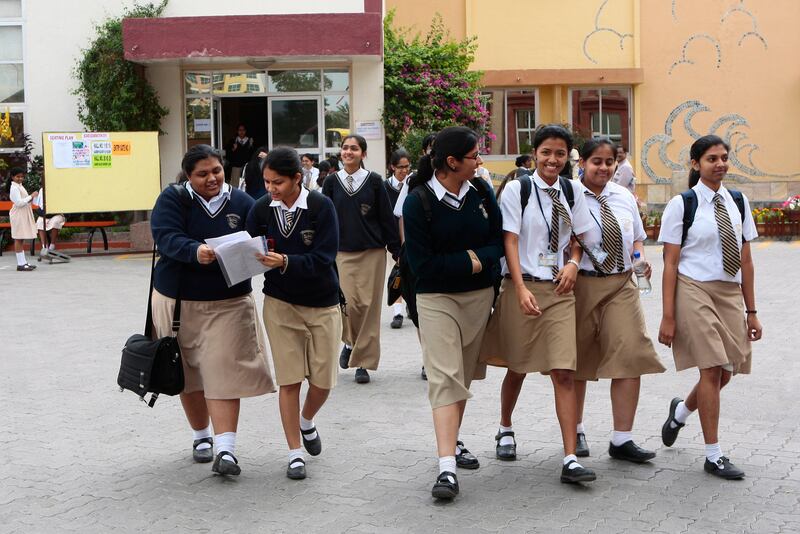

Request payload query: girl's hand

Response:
[658,317,675,347]
[516,285,542,317]
[554,262,578,295]
[643,261,653,280]
[31,191,39,199]
[747,314,763,341]
[256,251,285,269]
[197,244,216,264]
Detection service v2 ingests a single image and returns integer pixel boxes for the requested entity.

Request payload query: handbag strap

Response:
[143,243,182,338]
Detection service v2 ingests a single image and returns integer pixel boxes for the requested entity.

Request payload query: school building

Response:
[0,0,386,186]
[388,0,800,205]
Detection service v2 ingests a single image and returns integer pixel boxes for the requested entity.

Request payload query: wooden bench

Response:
[0,200,116,255]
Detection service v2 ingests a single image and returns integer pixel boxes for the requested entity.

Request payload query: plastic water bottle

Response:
[633,251,652,295]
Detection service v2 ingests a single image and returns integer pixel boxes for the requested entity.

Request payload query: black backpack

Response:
[518,174,575,213]
[253,189,347,312]
[680,189,745,246]
[400,178,497,328]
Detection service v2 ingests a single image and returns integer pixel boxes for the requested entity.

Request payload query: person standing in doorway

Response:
[612,145,636,194]
[385,149,411,329]
[322,135,400,384]
[301,154,320,191]
[228,124,253,189]
[5,167,38,271]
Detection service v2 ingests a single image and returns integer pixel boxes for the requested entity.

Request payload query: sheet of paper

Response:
[213,235,271,287]
[205,231,250,250]
[52,141,73,168]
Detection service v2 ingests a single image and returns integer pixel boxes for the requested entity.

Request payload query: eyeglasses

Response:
[394,164,410,169]
[462,153,480,160]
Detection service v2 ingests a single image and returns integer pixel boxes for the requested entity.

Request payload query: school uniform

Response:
[34,189,66,232]
[246,187,342,389]
[403,177,503,409]
[573,181,665,381]
[149,182,275,399]
[322,168,401,370]
[384,175,404,216]
[480,171,594,374]
[9,182,36,239]
[659,182,757,374]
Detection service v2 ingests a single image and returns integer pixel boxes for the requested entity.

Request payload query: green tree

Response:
[73,1,169,132]
[383,10,488,162]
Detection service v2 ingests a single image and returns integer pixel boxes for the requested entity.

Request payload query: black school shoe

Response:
[576,432,590,457]
[431,471,459,500]
[287,457,307,480]
[192,437,214,463]
[301,426,322,456]
[495,431,517,461]
[355,368,370,384]
[211,452,241,476]
[421,367,427,381]
[661,397,685,447]
[17,264,36,271]
[608,440,656,463]
[704,456,745,480]
[456,441,480,469]
[390,314,404,329]
[560,460,596,483]
[339,346,352,369]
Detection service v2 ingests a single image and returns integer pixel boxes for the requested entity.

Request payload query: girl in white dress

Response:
[5,167,38,271]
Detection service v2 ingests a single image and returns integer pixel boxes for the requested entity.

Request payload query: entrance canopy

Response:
[122,13,382,64]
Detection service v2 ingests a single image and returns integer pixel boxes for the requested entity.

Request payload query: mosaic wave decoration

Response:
[582,0,633,64]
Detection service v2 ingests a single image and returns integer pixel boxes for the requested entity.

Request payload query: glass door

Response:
[212,96,222,150]
[267,96,323,156]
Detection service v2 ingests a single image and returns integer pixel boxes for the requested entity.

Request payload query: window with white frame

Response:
[570,87,631,149]
[480,89,537,156]
[0,0,24,152]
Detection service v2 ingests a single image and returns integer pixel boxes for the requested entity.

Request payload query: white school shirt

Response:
[426,176,474,208]
[303,167,320,191]
[185,182,231,216]
[269,184,309,213]
[336,167,369,193]
[578,181,646,273]
[388,175,404,191]
[393,180,409,218]
[612,159,636,193]
[658,181,757,283]
[9,181,33,207]
[500,171,594,280]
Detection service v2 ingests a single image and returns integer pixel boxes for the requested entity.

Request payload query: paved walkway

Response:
[2,242,799,533]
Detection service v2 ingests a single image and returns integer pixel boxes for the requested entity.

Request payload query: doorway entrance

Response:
[214,97,268,155]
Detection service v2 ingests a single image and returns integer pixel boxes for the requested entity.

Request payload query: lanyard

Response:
[533,184,552,237]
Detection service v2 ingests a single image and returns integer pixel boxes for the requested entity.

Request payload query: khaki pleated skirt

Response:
[151,291,275,399]
[418,287,494,409]
[262,296,342,389]
[574,272,666,380]
[480,279,577,373]
[672,274,752,374]
[336,248,386,370]
[10,186,36,239]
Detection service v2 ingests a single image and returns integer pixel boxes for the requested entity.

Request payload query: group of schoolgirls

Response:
[398,125,762,501]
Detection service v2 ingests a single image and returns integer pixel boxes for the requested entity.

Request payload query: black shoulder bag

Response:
[117,186,188,407]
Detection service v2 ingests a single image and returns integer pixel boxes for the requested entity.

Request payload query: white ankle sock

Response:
[576,422,586,434]
[289,448,305,468]
[48,243,55,251]
[192,425,212,450]
[15,251,26,266]
[393,302,404,315]
[300,415,317,441]
[563,454,582,468]
[611,430,633,447]
[439,456,456,474]
[454,442,463,456]
[345,344,352,350]
[498,425,514,446]
[705,443,723,463]
[670,401,693,428]
[214,432,236,462]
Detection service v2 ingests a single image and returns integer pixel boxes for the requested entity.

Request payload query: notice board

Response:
[41,131,161,214]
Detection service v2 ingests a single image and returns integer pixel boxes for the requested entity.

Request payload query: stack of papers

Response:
[205,231,270,287]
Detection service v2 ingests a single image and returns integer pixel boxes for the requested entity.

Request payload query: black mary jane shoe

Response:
[495,431,517,461]
[192,437,214,463]
[301,426,322,456]
[431,471,459,500]
[608,440,656,463]
[355,367,370,384]
[339,346,352,370]
[704,456,745,480]
[287,457,307,480]
[455,441,480,470]
[661,397,685,447]
[390,314,404,329]
[420,367,427,381]
[576,432,590,457]
[17,264,36,271]
[211,451,241,476]
[560,460,596,483]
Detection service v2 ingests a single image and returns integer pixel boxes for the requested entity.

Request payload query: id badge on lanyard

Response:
[589,247,608,264]
[538,252,558,267]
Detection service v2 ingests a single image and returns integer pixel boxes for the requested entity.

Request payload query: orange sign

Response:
[112,142,131,155]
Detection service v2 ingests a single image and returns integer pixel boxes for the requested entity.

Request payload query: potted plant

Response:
[783,195,800,222]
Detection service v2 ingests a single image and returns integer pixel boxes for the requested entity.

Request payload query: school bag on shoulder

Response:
[518,174,575,214]
[399,178,498,328]
[680,189,745,246]
[118,184,190,408]
[253,189,348,313]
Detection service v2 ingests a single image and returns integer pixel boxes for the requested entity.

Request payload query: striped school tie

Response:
[545,188,571,280]
[713,193,741,276]
[284,209,294,232]
[585,191,625,273]
[346,175,355,193]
